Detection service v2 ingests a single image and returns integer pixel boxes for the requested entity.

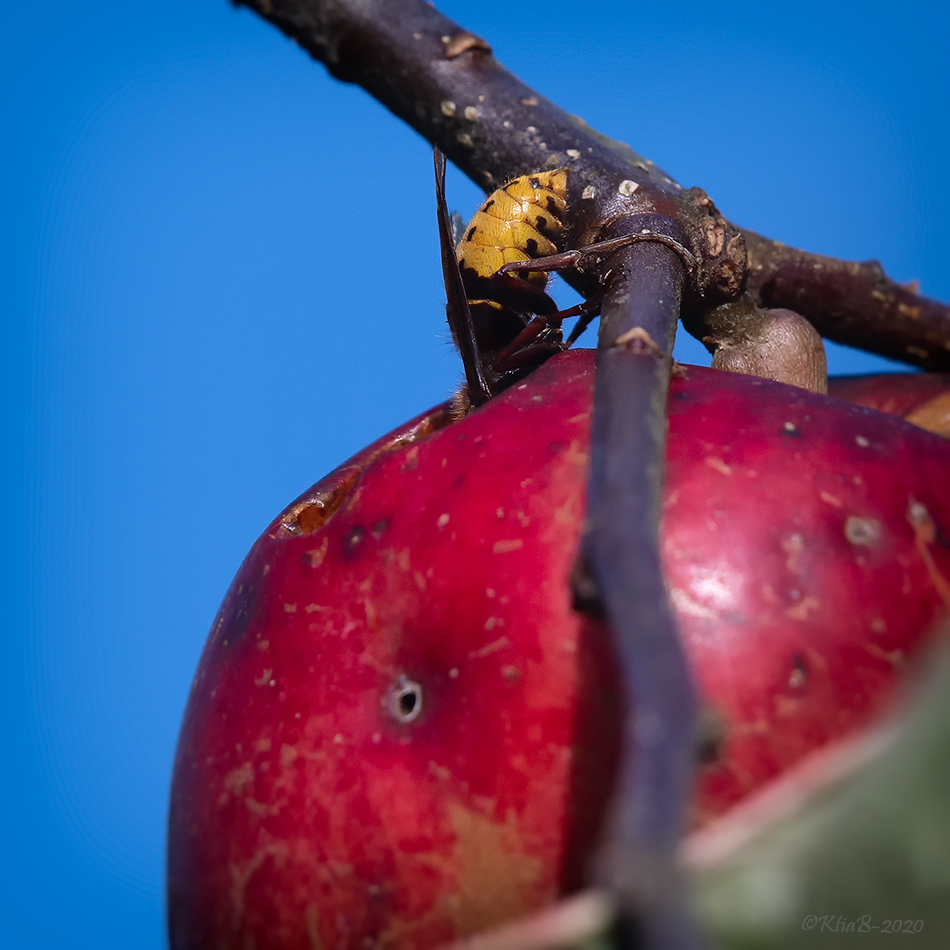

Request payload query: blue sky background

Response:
[4,1,948,946]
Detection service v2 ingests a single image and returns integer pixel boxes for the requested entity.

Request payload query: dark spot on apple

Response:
[782,421,802,437]
[211,579,259,648]
[789,654,809,690]
[694,706,727,765]
[345,526,366,557]
[389,676,423,724]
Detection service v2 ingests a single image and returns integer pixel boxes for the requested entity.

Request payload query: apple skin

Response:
[168,351,950,949]
[827,372,950,419]
[827,373,950,439]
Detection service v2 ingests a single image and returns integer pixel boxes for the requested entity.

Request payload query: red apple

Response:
[168,351,950,948]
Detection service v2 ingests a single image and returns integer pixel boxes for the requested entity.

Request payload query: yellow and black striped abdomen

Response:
[457,169,569,289]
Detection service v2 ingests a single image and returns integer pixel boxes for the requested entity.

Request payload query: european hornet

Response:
[435,150,587,413]
[435,149,698,413]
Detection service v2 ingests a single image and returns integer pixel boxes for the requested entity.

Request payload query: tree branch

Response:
[232,0,745,313]
[743,230,950,369]
[237,0,950,369]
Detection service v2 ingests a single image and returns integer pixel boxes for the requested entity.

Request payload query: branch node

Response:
[570,557,605,618]
[444,32,491,59]
[613,327,664,358]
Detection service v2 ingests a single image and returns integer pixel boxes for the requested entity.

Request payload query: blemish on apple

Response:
[845,516,881,547]
[389,676,423,724]
[344,526,365,556]
[304,538,329,568]
[492,539,523,554]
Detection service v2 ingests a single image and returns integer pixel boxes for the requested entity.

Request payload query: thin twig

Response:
[573,229,701,946]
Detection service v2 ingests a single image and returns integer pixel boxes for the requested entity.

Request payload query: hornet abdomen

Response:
[457,170,569,293]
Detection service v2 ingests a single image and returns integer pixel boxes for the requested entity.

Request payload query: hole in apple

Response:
[389,676,423,724]
[279,467,363,537]
[274,409,457,540]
